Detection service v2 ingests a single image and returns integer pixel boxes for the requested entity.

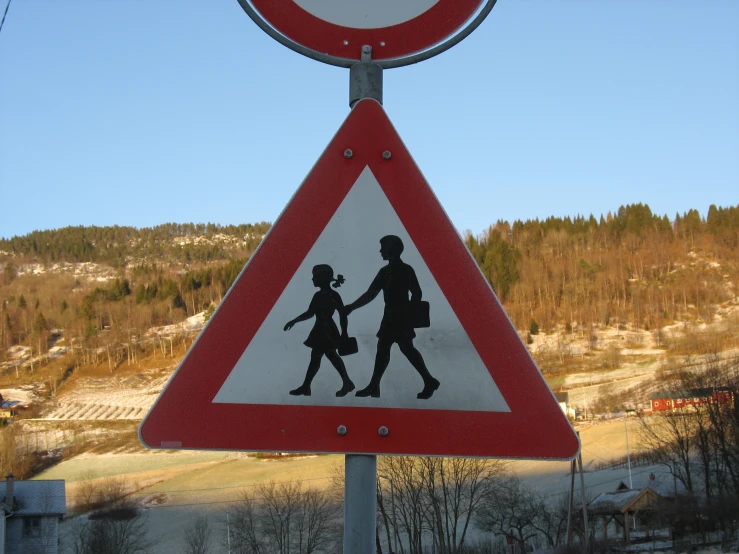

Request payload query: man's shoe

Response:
[289,385,311,396]
[355,385,380,398]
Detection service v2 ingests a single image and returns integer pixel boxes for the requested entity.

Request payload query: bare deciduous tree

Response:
[420,457,505,554]
[638,397,697,493]
[378,457,427,554]
[224,480,342,554]
[474,475,572,553]
[376,456,505,554]
[639,358,739,529]
[70,514,153,554]
[74,472,129,514]
[183,515,213,554]
[225,493,264,554]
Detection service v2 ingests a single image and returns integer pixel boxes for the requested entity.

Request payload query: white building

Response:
[2,474,66,554]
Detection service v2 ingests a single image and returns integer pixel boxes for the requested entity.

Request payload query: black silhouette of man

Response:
[344,235,440,399]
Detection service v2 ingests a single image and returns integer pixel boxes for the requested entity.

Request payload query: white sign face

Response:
[293,0,439,29]
[213,167,509,413]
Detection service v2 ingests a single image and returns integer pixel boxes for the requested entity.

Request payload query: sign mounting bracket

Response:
[350,45,383,107]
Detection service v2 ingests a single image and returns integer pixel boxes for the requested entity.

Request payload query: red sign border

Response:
[250,0,485,61]
[139,99,580,460]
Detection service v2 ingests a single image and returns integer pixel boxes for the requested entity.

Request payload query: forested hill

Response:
[0,222,272,266]
[2,204,737,267]
[0,203,737,373]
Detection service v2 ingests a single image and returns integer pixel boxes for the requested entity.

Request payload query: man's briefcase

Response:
[411,301,430,328]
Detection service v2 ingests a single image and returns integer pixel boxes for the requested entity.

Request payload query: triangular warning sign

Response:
[139,99,580,460]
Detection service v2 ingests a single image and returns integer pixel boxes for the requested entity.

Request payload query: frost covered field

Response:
[37,418,664,554]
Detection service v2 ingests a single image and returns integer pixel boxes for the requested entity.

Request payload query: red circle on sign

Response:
[250,0,486,61]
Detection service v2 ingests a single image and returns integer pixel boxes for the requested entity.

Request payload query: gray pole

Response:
[625,417,633,489]
[625,419,637,532]
[342,46,382,554]
[226,512,231,554]
[566,459,575,546]
[379,474,401,554]
[577,451,590,553]
[344,454,378,554]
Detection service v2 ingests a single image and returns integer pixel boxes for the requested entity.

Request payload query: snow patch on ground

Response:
[523,297,739,412]
[48,345,69,359]
[6,345,31,359]
[42,372,172,421]
[15,261,119,282]
[171,232,264,247]
[147,312,206,337]
[0,387,39,406]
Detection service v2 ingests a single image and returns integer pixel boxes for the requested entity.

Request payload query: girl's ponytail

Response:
[332,274,345,288]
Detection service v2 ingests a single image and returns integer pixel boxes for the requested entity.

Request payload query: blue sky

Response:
[1,0,737,240]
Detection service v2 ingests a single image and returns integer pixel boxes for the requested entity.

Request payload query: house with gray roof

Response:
[588,474,685,547]
[2,473,66,554]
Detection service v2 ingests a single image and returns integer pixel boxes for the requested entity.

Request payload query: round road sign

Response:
[246,0,487,61]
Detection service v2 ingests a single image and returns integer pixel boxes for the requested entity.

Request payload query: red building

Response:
[650,387,735,412]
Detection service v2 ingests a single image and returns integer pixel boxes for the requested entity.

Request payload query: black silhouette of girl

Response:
[344,235,440,400]
[284,264,355,397]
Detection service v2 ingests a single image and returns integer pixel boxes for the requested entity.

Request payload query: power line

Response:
[581,447,609,461]
[0,0,11,36]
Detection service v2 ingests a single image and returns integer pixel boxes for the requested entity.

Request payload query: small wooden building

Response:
[589,479,672,547]
[0,401,20,420]
[0,392,22,420]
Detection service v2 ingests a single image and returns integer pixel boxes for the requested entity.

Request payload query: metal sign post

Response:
[344,454,377,554]
[344,45,383,554]
[344,45,382,554]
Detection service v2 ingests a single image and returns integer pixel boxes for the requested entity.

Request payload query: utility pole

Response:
[567,432,590,552]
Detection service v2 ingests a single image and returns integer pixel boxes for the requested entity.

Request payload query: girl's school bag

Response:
[338,335,359,356]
